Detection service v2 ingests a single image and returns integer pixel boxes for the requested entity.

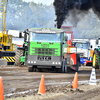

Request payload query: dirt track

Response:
[0,66,100,100]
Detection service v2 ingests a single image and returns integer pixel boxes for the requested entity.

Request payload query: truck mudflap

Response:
[67,53,81,72]
[70,66,78,71]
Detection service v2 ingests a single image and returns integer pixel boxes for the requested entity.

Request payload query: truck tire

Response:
[28,67,33,72]
[15,49,24,66]
[92,50,99,69]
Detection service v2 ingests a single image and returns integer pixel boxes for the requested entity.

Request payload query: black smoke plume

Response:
[53,0,100,28]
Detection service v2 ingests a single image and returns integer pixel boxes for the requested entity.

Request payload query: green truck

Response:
[15,28,79,73]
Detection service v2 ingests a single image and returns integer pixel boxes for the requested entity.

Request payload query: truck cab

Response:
[72,39,92,65]
[15,28,68,73]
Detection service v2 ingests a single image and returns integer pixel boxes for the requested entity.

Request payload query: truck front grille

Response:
[32,48,58,56]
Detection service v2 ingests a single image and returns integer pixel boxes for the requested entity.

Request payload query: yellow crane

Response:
[0,0,16,65]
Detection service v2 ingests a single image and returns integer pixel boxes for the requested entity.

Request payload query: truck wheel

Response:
[28,67,33,72]
[15,49,24,66]
[92,50,99,69]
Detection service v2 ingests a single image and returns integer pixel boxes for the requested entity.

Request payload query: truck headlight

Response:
[28,61,30,63]
[58,62,61,64]
[52,62,61,64]
[31,61,33,63]
[34,61,36,63]
[52,62,54,64]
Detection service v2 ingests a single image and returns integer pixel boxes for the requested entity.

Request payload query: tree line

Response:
[6,0,55,31]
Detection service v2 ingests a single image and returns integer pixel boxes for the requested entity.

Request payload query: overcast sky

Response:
[23,0,54,5]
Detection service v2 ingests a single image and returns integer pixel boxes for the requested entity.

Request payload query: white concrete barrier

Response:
[0,59,7,66]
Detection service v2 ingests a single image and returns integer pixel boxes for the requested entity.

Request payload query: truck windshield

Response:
[30,32,62,42]
[75,43,89,49]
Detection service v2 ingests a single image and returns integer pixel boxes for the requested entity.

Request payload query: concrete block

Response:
[0,59,7,66]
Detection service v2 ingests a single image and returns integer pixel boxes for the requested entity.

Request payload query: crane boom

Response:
[0,0,7,35]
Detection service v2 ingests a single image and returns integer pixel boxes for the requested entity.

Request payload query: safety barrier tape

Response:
[3,57,15,62]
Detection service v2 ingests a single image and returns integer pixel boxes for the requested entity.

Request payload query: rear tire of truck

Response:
[15,49,24,66]
[28,67,33,72]
[92,50,99,69]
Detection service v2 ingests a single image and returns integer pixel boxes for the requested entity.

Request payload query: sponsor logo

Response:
[41,44,49,48]
[38,56,51,61]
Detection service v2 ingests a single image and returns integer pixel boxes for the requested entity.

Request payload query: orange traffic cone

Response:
[0,77,4,100]
[38,75,45,94]
[72,72,78,89]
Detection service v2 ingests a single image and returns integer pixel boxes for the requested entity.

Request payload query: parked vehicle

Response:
[72,39,93,65]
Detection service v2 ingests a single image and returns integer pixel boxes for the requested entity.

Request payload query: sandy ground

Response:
[0,65,100,100]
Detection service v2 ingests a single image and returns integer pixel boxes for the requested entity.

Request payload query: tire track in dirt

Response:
[56,87,100,100]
